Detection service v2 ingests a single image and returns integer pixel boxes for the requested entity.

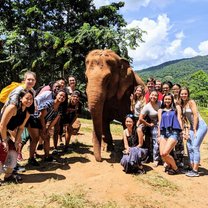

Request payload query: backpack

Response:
[0,82,25,103]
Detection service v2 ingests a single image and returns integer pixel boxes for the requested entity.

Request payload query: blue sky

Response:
[93,0,208,70]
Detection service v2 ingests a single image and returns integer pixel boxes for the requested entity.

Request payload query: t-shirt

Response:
[141,101,161,125]
[145,91,163,103]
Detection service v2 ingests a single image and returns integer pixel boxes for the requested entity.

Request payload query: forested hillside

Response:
[136,55,208,103]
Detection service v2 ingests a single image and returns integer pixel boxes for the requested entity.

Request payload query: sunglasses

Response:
[126,114,134,119]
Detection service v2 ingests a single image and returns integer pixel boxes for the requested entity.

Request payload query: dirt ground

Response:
[1,119,208,208]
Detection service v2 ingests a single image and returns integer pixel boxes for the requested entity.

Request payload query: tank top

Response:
[183,106,203,128]
[7,108,27,131]
[160,109,181,131]
[126,128,139,147]
[134,100,143,117]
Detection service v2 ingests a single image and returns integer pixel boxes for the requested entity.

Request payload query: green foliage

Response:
[0,0,144,88]
[137,55,208,103]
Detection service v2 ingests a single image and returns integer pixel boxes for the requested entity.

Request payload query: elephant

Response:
[85,49,146,162]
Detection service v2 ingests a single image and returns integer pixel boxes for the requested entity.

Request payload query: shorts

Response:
[62,113,76,125]
[160,129,180,141]
[28,115,42,129]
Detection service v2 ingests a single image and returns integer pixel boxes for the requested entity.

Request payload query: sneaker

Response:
[167,168,182,175]
[44,156,54,162]
[37,144,44,150]
[52,149,58,155]
[186,170,199,177]
[17,153,24,162]
[63,146,73,153]
[4,174,22,183]
[28,157,40,166]
[13,165,26,173]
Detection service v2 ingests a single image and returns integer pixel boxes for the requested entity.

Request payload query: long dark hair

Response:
[161,93,176,110]
[125,114,137,133]
[18,89,34,114]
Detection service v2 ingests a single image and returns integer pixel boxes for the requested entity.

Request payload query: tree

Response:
[0,0,144,87]
[189,70,208,102]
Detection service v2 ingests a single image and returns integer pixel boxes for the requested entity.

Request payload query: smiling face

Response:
[56,91,66,103]
[52,82,61,93]
[149,91,158,103]
[21,92,34,108]
[172,85,180,96]
[134,86,143,98]
[68,76,76,87]
[180,89,189,102]
[163,95,173,107]
[58,79,66,89]
[155,80,162,91]
[24,74,36,89]
[147,81,155,91]
[125,117,134,129]
[70,95,79,105]
[162,84,170,94]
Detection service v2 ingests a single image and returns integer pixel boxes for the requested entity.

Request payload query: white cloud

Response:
[176,31,185,39]
[93,0,110,8]
[166,32,184,55]
[183,40,208,58]
[183,47,198,57]
[198,40,208,55]
[93,1,208,69]
[127,14,172,69]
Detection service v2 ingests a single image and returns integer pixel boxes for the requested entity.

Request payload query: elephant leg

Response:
[102,120,114,152]
[92,130,102,162]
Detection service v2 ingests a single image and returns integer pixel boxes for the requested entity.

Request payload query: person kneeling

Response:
[120,114,148,174]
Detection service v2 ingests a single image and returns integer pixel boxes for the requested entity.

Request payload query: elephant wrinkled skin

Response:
[85,49,145,162]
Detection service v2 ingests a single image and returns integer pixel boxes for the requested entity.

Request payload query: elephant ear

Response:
[116,59,146,100]
[116,58,135,100]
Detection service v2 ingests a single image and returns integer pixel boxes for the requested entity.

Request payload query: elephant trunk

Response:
[87,84,106,162]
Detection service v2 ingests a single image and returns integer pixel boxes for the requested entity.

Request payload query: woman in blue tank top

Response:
[158,93,183,175]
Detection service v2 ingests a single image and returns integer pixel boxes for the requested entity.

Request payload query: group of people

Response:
[0,71,84,184]
[121,78,208,177]
[0,72,207,184]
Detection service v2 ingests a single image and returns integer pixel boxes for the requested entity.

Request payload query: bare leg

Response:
[53,121,59,149]
[27,127,40,159]
[65,124,73,147]
[160,138,178,170]
[138,127,144,147]
[43,135,50,158]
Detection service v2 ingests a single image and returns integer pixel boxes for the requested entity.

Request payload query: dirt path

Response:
[1,120,208,208]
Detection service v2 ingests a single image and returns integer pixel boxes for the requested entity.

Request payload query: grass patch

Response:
[135,171,179,195]
[47,191,119,208]
[125,195,167,208]
[199,107,208,124]
[79,118,123,137]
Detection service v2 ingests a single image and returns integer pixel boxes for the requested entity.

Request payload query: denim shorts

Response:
[160,129,180,141]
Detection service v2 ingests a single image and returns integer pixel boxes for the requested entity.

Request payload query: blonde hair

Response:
[24,71,36,80]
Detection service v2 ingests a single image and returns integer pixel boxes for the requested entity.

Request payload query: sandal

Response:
[153,161,159,167]
[167,168,181,175]
[137,168,146,174]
